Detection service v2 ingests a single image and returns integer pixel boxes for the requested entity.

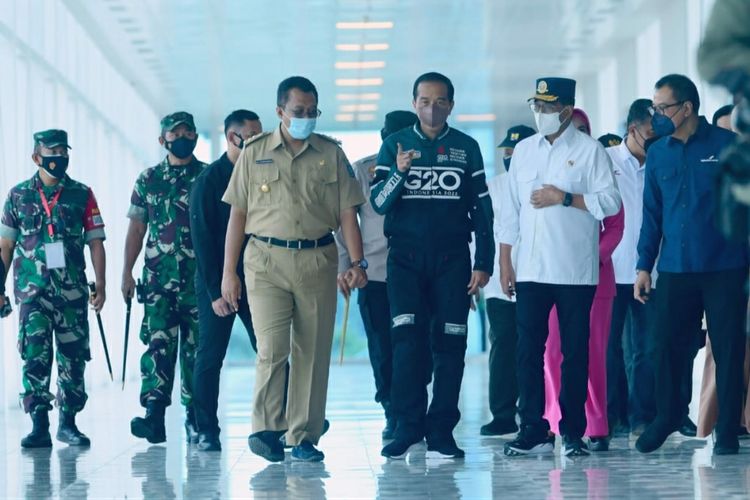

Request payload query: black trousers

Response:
[607,284,656,428]
[515,282,596,440]
[357,281,393,412]
[486,298,518,424]
[193,282,256,434]
[388,246,471,442]
[653,269,748,439]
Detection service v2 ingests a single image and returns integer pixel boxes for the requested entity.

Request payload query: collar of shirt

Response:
[32,171,67,191]
[613,141,643,173]
[412,122,451,142]
[666,116,711,147]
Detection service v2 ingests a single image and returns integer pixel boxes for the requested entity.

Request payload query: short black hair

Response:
[412,72,454,101]
[277,76,318,107]
[655,73,700,113]
[224,109,260,135]
[626,98,653,127]
[712,104,734,126]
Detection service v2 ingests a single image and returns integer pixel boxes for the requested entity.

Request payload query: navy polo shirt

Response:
[637,116,748,274]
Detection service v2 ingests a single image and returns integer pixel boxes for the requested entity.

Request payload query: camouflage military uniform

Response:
[128,156,206,407]
[0,173,106,413]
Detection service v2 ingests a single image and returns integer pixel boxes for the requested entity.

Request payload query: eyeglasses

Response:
[285,108,322,119]
[529,102,561,114]
[648,101,684,116]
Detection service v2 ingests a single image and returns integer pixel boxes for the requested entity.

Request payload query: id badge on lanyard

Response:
[39,188,66,270]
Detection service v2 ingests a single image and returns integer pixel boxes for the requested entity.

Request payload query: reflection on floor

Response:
[0,357,748,499]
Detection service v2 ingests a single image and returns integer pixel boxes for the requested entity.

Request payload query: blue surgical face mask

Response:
[285,116,316,140]
[651,113,676,137]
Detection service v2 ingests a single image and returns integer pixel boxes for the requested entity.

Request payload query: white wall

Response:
[566,0,732,138]
[0,0,160,414]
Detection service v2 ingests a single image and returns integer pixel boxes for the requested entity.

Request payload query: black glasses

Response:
[285,108,322,119]
[648,101,685,116]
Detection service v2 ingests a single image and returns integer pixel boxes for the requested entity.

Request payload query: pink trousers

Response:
[544,297,613,437]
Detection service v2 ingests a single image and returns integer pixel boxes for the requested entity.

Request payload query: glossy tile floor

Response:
[1,357,748,499]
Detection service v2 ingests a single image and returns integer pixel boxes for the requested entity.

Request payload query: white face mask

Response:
[534,110,562,136]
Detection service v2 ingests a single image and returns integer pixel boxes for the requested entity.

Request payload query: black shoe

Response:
[381,438,421,460]
[562,437,590,457]
[131,402,166,444]
[504,430,554,456]
[738,427,750,439]
[185,406,199,444]
[21,409,52,449]
[714,434,740,455]
[588,436,609,452]
[248,431,285,462]
[291,441,325,462]
[635,421,673,453]
[426,436,465,459]
[480,419,518,437]
[56,412,90,447]
[196,432,221,451]
[678,416,697,437]
[280,419,330,449]
[382,418,397,440]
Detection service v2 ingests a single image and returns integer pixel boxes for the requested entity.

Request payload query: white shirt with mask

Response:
[498,124,621,286]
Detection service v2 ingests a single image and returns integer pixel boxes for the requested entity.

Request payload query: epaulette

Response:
[316,133,342,146]
[245,131,272,145]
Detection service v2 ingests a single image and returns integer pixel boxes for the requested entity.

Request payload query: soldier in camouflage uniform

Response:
[121,112,206,444]
[0,129,107,448]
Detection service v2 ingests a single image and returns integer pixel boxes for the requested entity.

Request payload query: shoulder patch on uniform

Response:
[245,131,272,145]
[316,133,342,145]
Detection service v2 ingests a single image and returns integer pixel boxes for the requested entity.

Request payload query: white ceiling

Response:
[65,0,643,134]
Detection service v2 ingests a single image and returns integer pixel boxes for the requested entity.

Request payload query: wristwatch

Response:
[562,192,573,207]
[351,258,369,270]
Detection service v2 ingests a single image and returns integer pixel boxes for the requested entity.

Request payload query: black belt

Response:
[251,233,334,250]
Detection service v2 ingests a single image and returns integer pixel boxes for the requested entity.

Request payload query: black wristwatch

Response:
[562,192,573,207]
[351,258,369,271]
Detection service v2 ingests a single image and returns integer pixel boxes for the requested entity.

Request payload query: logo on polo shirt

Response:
[700,155,719,163]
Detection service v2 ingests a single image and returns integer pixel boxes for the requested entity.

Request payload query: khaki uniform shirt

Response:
[223,125,365,239]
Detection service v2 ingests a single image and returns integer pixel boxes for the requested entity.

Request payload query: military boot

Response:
[130,402,166,444]
[21,408,52,448]
[185,406,199,444]
[57,411,91,446]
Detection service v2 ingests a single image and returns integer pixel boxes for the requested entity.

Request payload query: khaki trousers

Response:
[244,238,338,446]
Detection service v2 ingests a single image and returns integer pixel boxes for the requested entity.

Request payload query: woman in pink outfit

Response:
[543,108,625,450]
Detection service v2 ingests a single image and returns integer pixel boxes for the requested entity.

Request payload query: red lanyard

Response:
[38,188,62,238]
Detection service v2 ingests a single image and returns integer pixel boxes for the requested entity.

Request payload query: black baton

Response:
[88,282,113,381]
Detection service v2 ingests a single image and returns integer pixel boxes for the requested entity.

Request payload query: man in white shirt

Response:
[607,99,657,437]
[499,77,621,457]
[481,124,535,437]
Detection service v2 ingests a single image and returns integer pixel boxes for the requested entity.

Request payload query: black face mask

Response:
[232,132,244,150]
[39,155,69,179]
[503,157,512,172]
[165,137,197,159]
[643,136,659,153]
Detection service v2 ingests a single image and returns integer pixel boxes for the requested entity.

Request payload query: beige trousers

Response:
[243,238,338,446]
[697,338,750,437]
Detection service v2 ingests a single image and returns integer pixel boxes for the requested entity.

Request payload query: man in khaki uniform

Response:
[222,76,367,463]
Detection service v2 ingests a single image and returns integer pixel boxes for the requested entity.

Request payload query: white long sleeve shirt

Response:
[483,173,517,302]
[498,125,621,286]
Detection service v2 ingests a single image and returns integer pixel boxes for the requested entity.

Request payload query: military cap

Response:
[597,133,623,148]
[529,77,576,103]
[160,111,196,132]
[33,129,71,149]
[381,110,418,140]
[498,124,536,148]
